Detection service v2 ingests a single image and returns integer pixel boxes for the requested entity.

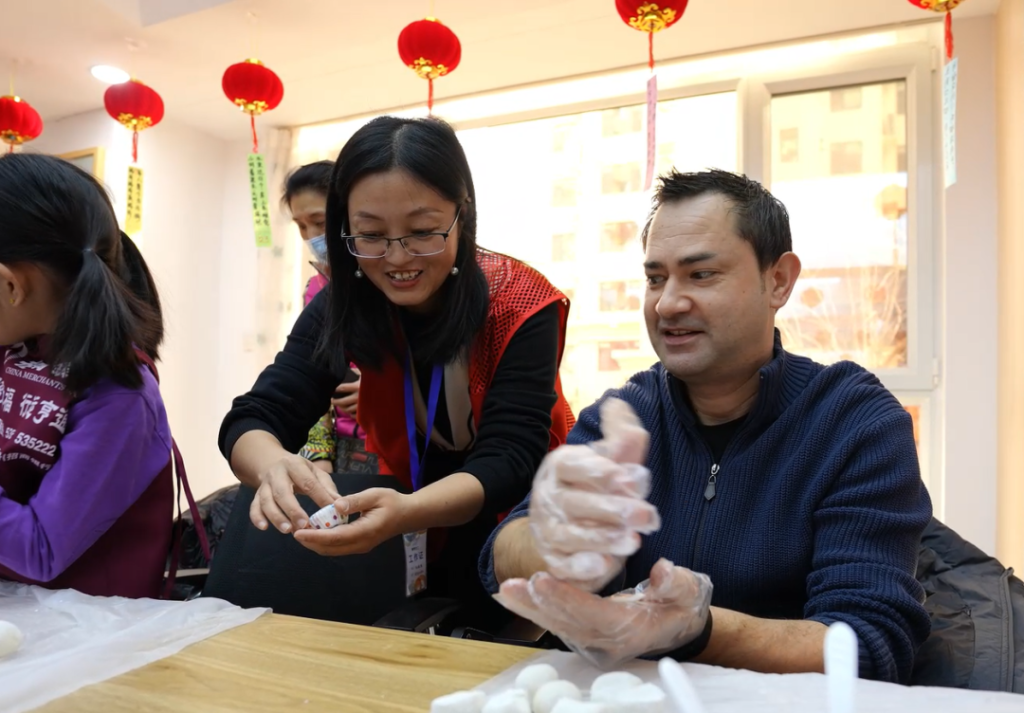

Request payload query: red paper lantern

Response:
[398,17,461,112]
[222,58,284,153]
[104,79,164,163]
[907,0,968,59]
[616,1,688,68]
[0,95,43,153]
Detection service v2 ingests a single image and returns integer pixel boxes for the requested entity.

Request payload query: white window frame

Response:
[737,44,938,393]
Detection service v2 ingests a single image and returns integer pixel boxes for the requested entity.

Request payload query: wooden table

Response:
[35,614,536,713]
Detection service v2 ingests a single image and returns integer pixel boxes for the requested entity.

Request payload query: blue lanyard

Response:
[404,358,443,492]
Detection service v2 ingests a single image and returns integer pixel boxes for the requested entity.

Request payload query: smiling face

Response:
[643,192,799,385]
[347,168,460,313]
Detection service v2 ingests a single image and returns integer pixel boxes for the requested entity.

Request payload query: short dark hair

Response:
[321,116,488,371]
[0,153,164,393]
[281,160,334,207]
[641,168,792,270]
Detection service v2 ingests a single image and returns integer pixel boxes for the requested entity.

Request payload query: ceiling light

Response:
[90,65,130,84]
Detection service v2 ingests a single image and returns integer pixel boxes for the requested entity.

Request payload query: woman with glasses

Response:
[281,160,376,476]
[219,116,574,619]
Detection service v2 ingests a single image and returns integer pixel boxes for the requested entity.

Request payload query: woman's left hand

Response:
[293,488,412,556]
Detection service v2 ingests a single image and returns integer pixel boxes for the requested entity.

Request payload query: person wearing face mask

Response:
[281,162,375,475]
[219,116,574,619]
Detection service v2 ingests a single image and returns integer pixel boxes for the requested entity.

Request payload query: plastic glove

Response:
[528,398,661,592]
[495,558,713,670]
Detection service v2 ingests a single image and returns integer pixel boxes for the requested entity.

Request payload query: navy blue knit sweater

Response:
[480,335,932,684]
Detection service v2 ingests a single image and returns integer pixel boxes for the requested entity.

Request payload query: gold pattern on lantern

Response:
[233,98,271,115]
[628,3,678,33]
[115,114,154,131]
[409,57,450,80]
[919,0,965,11]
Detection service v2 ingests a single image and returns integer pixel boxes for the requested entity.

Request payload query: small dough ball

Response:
[533,680,582,713]
[431,690,487,713]
[589,671,643,702]
[482,689,530,713]
[515,663,560,697]
[0,621,23,658]
[604,682,666,713]
[551,701,608,713]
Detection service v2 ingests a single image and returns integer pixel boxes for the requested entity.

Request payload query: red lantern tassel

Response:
[945,11,953,60]
[7,145,12,155]
[132,130,139,163]
[648,31,655,71]
[250,113,259,154]
[428,78,434,114]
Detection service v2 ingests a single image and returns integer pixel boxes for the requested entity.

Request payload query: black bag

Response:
[912,518,1024,693]
[201,472,411,625]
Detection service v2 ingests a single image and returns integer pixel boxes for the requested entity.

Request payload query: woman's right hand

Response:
[250,453,340,534]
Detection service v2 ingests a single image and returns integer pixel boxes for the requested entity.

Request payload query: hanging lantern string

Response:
[648,31,655,72]
[250,113,259,153]
[945,11,954,60]
[428,78,434,114]
[131,131,139,163]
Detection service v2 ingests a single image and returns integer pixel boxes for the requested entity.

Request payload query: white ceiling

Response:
[0,0,1001,141]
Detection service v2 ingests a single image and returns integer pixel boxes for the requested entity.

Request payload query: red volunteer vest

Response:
[358,251,575,487]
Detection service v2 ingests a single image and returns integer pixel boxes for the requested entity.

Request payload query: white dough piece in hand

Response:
[603,682,666,713]
[589,671,643,702]
[533,680,582,713]
[550,700,608,713]
[515,663,560,697]
[431,690,487,713]
[0,620,23,658]
[482,689,530,713]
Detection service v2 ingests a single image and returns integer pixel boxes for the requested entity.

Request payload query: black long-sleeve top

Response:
[218,290,561,515]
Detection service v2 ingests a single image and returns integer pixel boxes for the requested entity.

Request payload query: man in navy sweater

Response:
[481,169,932,684]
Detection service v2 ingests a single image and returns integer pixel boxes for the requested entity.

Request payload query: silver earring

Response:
[450,267,459,276]
[355,269,363,278]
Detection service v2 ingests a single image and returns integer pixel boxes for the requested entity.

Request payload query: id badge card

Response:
[404,530,428,597]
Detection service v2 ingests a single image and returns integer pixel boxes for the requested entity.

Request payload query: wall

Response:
[997,0,1024,571]
[30,110,242,499]
[942,16,999,554]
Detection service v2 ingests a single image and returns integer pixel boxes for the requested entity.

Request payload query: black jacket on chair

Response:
[912,517,1024,693]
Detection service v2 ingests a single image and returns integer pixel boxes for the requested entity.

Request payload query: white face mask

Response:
[307,234,328,264]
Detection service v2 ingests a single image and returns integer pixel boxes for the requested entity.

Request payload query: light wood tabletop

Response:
[34,613,536,713]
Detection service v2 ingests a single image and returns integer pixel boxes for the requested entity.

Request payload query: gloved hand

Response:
[527,398,661,592]
[495,558,713,670]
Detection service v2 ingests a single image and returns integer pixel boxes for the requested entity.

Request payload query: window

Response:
[830,86,863,111]
[602,106,643,137]
[601,163,642,195]
[551,178,577,207]
[599,341,641,371]
[830,141,864,175]
[552,233,576,262]
[779,128,799,163]
[599,221,638,252]
[599,281,643,312]
[458,91,737,413]
[771,80,909,372]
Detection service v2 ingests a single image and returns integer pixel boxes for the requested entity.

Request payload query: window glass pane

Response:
[771,80,908,370]
[459,91,737,412]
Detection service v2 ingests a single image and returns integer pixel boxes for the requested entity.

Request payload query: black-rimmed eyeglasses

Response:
[343,208,461,259]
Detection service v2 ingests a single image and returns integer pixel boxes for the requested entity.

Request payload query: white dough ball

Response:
[515,663,560,697]
[604,682,666,713]
[533,680,582,713]
[589,671,643,702]
[0,620,23,658]
[431,690,487,713]
[550,700,608,713]
[482,689,530,713]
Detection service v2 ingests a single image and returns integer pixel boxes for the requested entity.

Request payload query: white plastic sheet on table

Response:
[476,650,1024,713]
[0,582,268,713]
